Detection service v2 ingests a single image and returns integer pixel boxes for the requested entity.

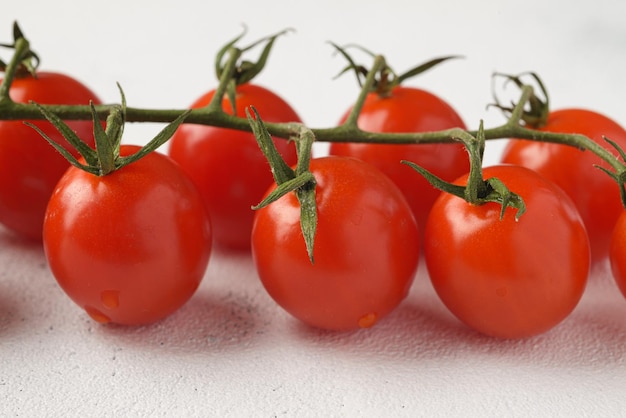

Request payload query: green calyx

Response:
[26,83,190,176]
[329,42,461,97]
[247,106,318,264]
[0,21,39,78]
[490,71,550,129]
[403,122,526,220]
[214,26,293,116]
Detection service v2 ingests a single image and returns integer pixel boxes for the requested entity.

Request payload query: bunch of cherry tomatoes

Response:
[2,27,626,340]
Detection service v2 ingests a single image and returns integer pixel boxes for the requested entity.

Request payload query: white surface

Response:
[2,1,626,416]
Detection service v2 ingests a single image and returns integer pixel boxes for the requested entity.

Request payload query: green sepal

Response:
[491,72,550,128]
[27,101,99,167]
[484,177,526,220]
[215,27,292,87]
[396,55,463,84]
[403,122,526,221]
[247,105,318,263]
[116,108,190,170]
[252,172,315,210]
[295,182,318,264]
[236,28,293,86]
[215,26,247,83]
[0,21,40,76]
[23,120,98,175]
[28,84,190,177]
[92,102,116,175]
[329,42,460,96]
[328,42,368,87]
[247,106,295,184]
[107,82,127,153]
[401,160,466,199]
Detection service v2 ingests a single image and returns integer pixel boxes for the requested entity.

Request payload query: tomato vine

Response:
[2,20,626,250]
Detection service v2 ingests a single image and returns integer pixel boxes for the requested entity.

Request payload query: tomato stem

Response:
[211,27,293,116]
[340,54,387,128]
[491,72,550,128]
[0,23,36,102]
[247,106,318,263]
[403,122,526,220]
[328,42,461,96]
[206,45,241,115]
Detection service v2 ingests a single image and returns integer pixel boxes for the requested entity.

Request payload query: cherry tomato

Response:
[609,210,626,300]
[500,108,626,262]
[425,165,590,339]
[168,83,301,251]
[0,71,101,240]
[251,156,420,331]
[43,145,212,325]
[329,86,468,234]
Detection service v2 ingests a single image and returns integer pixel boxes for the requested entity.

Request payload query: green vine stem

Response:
[2,25,626,207]
[0,33,30,102]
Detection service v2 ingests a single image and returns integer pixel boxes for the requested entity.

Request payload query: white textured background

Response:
[2,1,626,417]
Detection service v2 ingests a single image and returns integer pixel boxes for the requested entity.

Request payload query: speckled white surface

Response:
[2,1,626,417]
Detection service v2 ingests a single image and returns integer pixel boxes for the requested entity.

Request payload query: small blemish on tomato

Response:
[358,312,378,328]
[496,287,508,297]
[101,290,120,309]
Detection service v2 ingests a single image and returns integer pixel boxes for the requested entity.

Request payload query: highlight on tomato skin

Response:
[251,156,420,331]
[501,108,626,264]
[0,71,101,241]
[424,164,590,339]
[42,145,213,326]
[168,83,302,253]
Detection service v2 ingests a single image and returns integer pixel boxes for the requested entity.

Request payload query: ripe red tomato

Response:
[0,71,101,240]
[168,83,301,251]
[251,156,420,331]
[329,86,468,233]
[609,210,626,300]
[43,145,212,325]
[500,108,626,262]
[425,165,590,339]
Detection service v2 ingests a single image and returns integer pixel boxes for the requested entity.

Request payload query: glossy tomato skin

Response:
[0,71,101,240]
[251,156,420,331]
[501,108,626,262]
[425,165,590,339]
[168,83,301,252]
[43,146,212,325]
[609,211,626,299]
[329,86,468,234]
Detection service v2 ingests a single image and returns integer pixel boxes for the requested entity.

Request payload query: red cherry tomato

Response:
[43,145,212,325]
[425,165,590,339]
[609,210,626,300]
[251,156,420,331]
[501,108,626,262]
[329,86,468,233]
[168,83,301,251]
[0,71,101,240]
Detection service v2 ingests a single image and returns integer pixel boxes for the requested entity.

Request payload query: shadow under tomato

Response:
[97,288,266,354]
[289,271,626,371]
[0,285,23,338]
[0,225,44,251]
